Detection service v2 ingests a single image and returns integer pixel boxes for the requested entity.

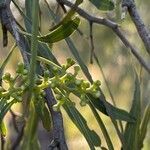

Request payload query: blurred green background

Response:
[0,0,149,149]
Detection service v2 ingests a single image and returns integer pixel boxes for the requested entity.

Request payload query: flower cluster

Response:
[0,58,101,111]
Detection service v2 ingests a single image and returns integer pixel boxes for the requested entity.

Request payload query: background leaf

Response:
[139,103,150,149]
[124,73,141,150]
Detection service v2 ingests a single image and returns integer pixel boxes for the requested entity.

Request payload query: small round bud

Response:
[74,66,80,75]
[3,73,11,81]
[83,81,90,88]
[75,79,82,85]
[53,66,58,71]
[67,58,75,66]
[17,62,24,68]
[50,82,56,88]
[80,100,87,107]
[16,62,24,74]
[94,91,101,98]
[23,69,28,75]
[53,104,60,111]
[94,80,101,86]
[44,70,50,78]
[56,94,62,100]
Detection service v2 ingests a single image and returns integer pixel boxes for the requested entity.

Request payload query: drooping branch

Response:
[59,0,150,74]
[122,0,150,55]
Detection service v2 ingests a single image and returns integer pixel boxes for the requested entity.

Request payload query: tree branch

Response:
[122,0,150,55]
[60,0,150,74]
[45,88,68,150]
[0,0,29,66]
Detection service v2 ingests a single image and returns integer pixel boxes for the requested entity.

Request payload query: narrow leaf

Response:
[25,0,33,33]
[124,73,141,150]
[0,121,7,137]
[139,103,150,149]
[34,99,52,132]
[38,17,80,43]
[65,38,134,122]
[49,0,83,31]
[89,0,114,11]
[63,102,101,149]
[0,100,15,123]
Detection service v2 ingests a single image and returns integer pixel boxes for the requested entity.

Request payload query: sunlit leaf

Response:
[0,121,7,137]
[49,0,83,31]
[124,73,141,150]
[38,17,80,43]
[89,0,114,11]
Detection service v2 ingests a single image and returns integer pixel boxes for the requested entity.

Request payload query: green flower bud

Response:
[3,73,13,84]
[94,80,101,86]
[53,103,60,111]
[17,62,24,68]
[74,65,80,76]
[82,81,90,89]
[41,90,46,97]
[53,66,58,71]
[50,82,56,88]
[94,91,101,98]
[67,58,75,66]
[16,62,24,74]
[75,79,82,85]
[44,70,50,78]
[21,85,26,91]
[55,94,62,100]
[80,100,87,107]
[23,69,28,75]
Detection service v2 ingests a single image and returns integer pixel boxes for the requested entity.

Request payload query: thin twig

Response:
[1,23,8,47]
[60,0,150,74]
[89,21,94,64]
[56,0,67,13]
